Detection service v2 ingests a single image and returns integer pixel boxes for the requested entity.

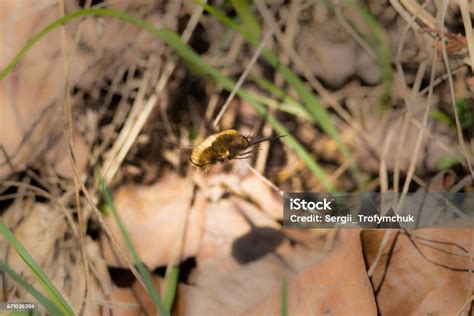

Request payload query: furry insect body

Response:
[190,129,285,171]
[190,130,249,171]
[161,129,285,171]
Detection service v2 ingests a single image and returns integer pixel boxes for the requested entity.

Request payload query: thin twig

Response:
[439,0,474,179]
[246,164,284,197]
[334,5,378,61]
[57,0,92,313]
[213,31,272,129]
[369,48,437,277]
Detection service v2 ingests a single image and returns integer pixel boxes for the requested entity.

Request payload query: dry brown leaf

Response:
[196,195,281,270]
[174,173,327,315]
[176,244,324,316]
[240,175,283,220]
[0,1,94,179]
[363,228,472,315]
[419,28,468,55]
[101,173,206,269]
[107,287,143,316]
[245,230,377,315]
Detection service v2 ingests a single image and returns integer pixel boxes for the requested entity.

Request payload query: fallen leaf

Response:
[101,173,206,269]
[0,1,94,179]
[245,230,377,315]
[363,228,472,315]
[176,244,323,316]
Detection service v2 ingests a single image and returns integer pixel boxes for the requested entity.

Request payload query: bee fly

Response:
[161,129,286,171]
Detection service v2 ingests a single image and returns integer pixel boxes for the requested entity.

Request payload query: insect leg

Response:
[238,147,261,156]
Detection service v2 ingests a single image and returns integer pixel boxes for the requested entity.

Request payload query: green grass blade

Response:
[0,221,74,315]
[431,110,454,127]
[280,277,288,316]
[250,74,313,120]
[0,259,63,315]
[97,175,169,316]
[249,92,313,120]
[163,266,179,311]
[230,0,261,39]
[437,155,461,171]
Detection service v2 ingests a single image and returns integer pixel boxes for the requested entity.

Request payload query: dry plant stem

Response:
[160,94,177,146]
[408,116,455,154]
[212,31,272,129]
[394,0,430,101]
[391,0,470,56]
[3,180,79,239]
[369,1,463,277]
[101,65,129,117]
[100,1,202,183]
[369,46,438,278]
[389,0,436,45]
[275,0,301,86]
[439,0,474,178]
[95,64,138,163]
[101,62,154,183]
[411,175,467,219]
[420,66,466,95]
[400,0,436,28]
[312,153,359,192]
[394,60,428,192]
[159,0,202,144]
[334,5,378,61]
[401,50,437,194]
[67,140,148,295]
[460,0,474,74]
[246,164,284,196]
[379,128,395,193]
[456,294,473,316]
[57,0,92,313]
[450,175,473,192]
[28,168,79,227]
[44,10,147,289]
[454,8,474,287]
[255,123,273,173]
[160,2,207,301]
